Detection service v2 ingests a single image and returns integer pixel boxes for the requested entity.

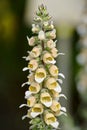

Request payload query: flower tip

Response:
[22,67,29,71]
[22,115,28,120]
[58,73,65,79]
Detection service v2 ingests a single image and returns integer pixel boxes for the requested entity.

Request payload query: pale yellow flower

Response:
[27,96,36,107]
[35,68,46,83]
[28,59,38,71]
[51,47,58,58]
[50,100,61,112]
[43,52,56,64]
[40,92,52,107]
[45,77,61,93]
[49,65,58,77]
[30,103,43,118]
[27,36,35,46]
[29,81,41,94]
[44,112,59,128]
[46,39,56,49]
[30,46,42,58]
[38,30,45,40]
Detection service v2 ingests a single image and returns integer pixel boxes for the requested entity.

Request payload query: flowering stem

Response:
[20,4,66,130]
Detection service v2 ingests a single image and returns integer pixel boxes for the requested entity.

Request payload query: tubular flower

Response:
[45,77,61,93]
[30,46,42,58]
[49,65,59,77]
[44,112,59,128]
[35,68,46,83]
[28,59,38,71]
[20,4,66,130]
[29,81,41,94]
[51,47,58,58]
[27,96,36,107]
[40,92,52,107]
[50,100,61,112]
[43,52,56,64]
[46,39,56,49]
[30,103,43,118]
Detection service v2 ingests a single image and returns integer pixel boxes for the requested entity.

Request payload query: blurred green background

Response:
[0,0,87,130]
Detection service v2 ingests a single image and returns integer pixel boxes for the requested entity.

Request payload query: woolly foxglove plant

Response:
[20,4,67,130]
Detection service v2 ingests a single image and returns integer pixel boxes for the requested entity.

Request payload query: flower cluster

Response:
[20,4,66,130]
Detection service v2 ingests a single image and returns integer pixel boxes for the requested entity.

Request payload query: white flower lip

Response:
[40,92,52,107]
[54,84,62,93]
[25,91,32,99]
[43,101,52,107]
[51,121,59,129]
[47,59,56,64]
[30,112,41,118]
[60,107,66,112]
[35,77,45,83]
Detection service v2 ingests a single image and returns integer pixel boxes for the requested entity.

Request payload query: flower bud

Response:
[32,24,40,33]
[27,36,35,46]
[50,29,56,39]
[38,30,45,40]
